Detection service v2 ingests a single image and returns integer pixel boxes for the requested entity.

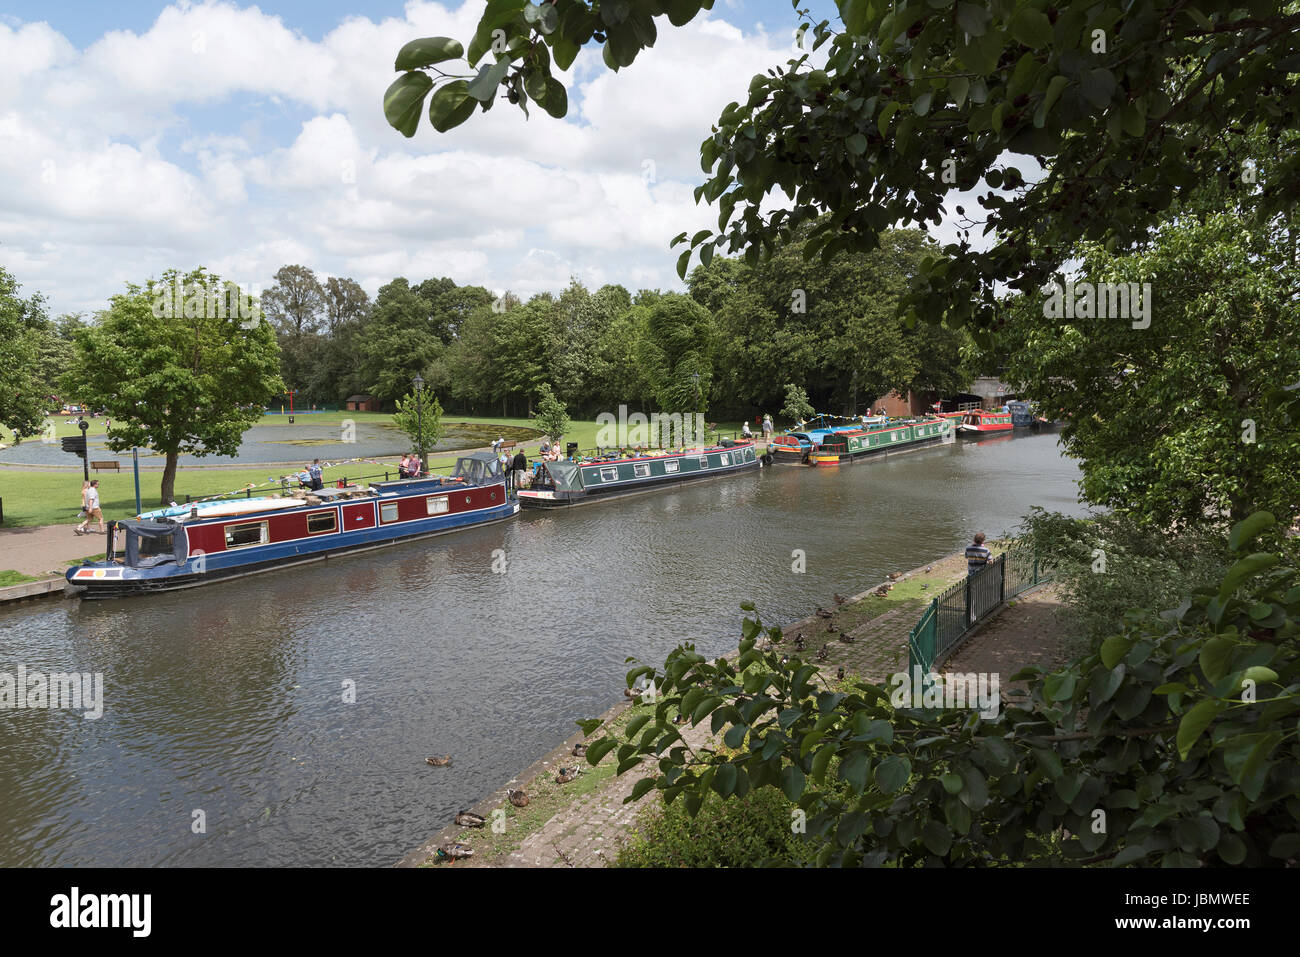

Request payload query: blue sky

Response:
[1,1,929,318]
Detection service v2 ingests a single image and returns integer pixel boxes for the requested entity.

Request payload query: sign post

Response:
[78,419,89,482]
[132,447,142,515]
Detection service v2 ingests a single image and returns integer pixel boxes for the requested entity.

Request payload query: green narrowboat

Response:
[809,416,955,465]
[516,442,761,508]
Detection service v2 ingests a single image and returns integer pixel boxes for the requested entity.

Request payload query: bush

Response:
[617,784,817,867]
[1014,508,1229,655]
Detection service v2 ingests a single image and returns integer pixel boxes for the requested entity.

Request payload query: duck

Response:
[437,842,474,860]
[508,789,530,808]
[674,712,688,725]
[887,572,902,581]
[817,645,830,661]
[780,654,791,666]
[826,620,837,632]
[454,810,486,828]
[571,743,587,758]
[838,630,855,643]
[623,688,641,700]
[426,755,453,767]
[925,566,934,574]
[874,585,890,598]
[833,593,848,605]
[815,607,833,619]
[556,767,582,784]
[837,666,845,680]
[793,637,806,652]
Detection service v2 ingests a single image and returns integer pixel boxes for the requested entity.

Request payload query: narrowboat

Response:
[516,441,761,508]
[808,415,955,465]
[768,414,887,465]
[65,452,517,598]
[957,409,1014,434]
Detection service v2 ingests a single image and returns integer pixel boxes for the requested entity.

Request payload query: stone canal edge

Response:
[398,544,1065,868]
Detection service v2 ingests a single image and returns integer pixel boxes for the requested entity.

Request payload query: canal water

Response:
[0,431,1088,866]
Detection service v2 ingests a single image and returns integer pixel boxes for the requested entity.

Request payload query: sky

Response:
[0,0,950,317]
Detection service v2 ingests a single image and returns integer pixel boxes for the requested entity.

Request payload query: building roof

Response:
[345,395,375,402]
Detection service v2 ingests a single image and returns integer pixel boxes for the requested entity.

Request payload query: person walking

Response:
[308,459,324,491]
[761,415,773,443]
[74,480,91,535]
[76,480,104,535]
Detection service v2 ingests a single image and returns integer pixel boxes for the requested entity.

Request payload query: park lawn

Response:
[0,416,751,528]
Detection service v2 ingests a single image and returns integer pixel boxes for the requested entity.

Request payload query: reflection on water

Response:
[0,431,1087,866]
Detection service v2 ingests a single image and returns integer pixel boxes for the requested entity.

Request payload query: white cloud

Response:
[0,0,862,318]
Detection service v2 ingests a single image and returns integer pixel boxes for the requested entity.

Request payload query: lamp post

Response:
[413,373,426,476]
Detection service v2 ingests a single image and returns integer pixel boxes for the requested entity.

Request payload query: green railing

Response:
[907,551,1051,675]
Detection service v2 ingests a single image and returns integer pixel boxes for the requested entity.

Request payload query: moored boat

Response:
[957,409,1014,434]
[66,452,517,598]
[809,415,954,464]
[516,441,760,508]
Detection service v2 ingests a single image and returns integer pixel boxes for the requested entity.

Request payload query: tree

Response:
[262,265,325,337]
[62,268,284,505]
[0,266,52,439]
[389,1,1300,344]
[531,382,571,444]
[362,278,445,403]
[636,293,716,414]
[323,276,370,333]
[578,513,1299,867]
[1001,211,1300,529]
[392,390,443,471]
[780,384,814,425]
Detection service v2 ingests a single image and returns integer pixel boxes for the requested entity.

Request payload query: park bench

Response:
[90,460,121,473]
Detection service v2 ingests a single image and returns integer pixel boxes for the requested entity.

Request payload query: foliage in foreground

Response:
[1014,509,1231,655]
[618,783,816,868]
[582,513,1299,866]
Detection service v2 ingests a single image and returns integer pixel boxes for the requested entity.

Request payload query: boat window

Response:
[225,521,267,548]
[380,502,400,523]
[633,463,650,478]
[600,467,619,482]
[307,510,337,534]
[718,452,730,465]
[698,456,709,468]
[137,533,174,558]
[426,496,449,515]
[664,460,679,472]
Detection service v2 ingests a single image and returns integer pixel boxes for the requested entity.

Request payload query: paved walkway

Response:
[944,583,1069,693]
[0,524,102,577]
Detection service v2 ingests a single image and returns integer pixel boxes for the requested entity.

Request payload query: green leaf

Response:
[874,755,911,793]
[846,132,868,155]
[779,763,806,801]
[723,723,748,749]
[542,77,568,118]
[955,2,991,36]
[1228,512,1275,552]
[840,751,870,793]
[628,777,656,802]
[1176,699,1224,760]
[467,58,511,102]
[877,101,899,137]
[940,772,963,794]
[383,72,434,137]
[913,91,932,116]
[394,37,464,70]
[949,75,970,109]
[922,820,953,856]
[427,80,476,132]
[714,762,738,797]
[584,736,617,766]
[626,714,652,739]
[1100,635,1131,669]
[1009,8,1053,47]
[1199,637,1236,683]
[1080,68,1116,109]
[551,34,580,71]
[1268,833,1300,859]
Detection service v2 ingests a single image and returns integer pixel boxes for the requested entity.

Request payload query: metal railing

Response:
[907,550,1051,675]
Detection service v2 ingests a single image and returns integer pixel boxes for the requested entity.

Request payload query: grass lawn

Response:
[0,416,750,528]
[0,570,41,586]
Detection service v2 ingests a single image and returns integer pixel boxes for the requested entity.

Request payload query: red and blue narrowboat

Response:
[65,452,517,598]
